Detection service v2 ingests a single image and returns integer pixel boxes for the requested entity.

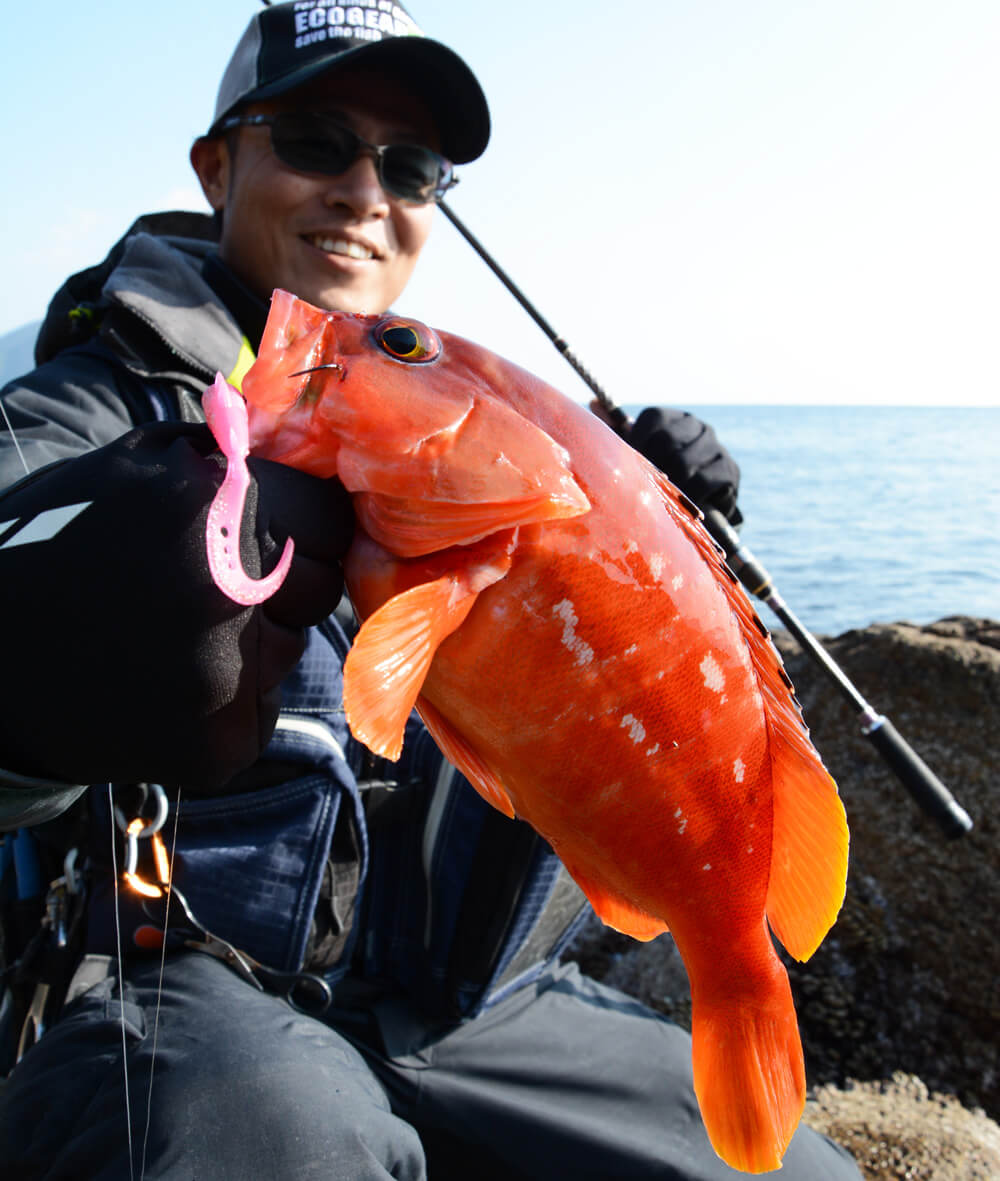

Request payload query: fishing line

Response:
[0,399,188,1168]
[0,397,31,477]
[438,201,626,432]
[138,786,182,1181]
[108,783,137,1181]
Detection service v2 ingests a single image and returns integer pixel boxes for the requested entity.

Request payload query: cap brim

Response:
[221,37,490,164]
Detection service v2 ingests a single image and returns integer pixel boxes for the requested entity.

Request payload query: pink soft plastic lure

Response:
[202,372,293,605]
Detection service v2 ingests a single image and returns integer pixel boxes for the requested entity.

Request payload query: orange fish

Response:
[237,289,849,1173]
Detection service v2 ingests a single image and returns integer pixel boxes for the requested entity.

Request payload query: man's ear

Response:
[190,136,231,213]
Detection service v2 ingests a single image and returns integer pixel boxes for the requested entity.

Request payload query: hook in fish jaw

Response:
[287,362,344,379]
[202,372,294,605]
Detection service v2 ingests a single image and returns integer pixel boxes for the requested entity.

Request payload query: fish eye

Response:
[373,317,440,364]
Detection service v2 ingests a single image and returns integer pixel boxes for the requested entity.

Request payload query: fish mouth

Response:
[302,232,379,261]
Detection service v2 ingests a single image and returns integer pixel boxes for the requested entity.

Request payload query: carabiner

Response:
[116,784,172,900]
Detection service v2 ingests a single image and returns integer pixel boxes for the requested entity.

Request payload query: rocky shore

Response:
[570,616,1000,1179]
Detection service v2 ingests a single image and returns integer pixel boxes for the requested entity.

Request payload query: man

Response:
[0,4,859,1178]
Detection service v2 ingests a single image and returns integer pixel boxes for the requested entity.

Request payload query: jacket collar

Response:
[102,230,245,383]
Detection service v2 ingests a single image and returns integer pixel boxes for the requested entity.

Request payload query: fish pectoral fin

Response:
[562,861,668,942]
[416,696,516,819]
[344,538,515,762]
[343,577,479,761]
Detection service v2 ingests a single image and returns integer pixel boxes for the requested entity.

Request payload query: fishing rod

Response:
[439,199,974,839]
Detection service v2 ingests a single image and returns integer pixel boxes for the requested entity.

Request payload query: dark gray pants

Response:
[0,953,859,1180]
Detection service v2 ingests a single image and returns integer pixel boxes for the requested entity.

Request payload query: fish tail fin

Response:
[691,953,805,1174]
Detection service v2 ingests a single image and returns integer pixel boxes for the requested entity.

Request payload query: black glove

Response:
[0,422,352,791]
[629,407,743,525]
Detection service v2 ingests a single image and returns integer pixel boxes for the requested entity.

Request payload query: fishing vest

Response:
[4,616,589,1033]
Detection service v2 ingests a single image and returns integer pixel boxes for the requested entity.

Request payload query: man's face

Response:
[192,68,439,315]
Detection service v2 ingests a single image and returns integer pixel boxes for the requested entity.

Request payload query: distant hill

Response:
[0,322,41,386]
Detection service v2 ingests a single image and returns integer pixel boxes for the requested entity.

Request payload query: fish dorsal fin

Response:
[416,696,515,819]
[646,466,848,961]
[710,515,847,961]
[343,539,515,761]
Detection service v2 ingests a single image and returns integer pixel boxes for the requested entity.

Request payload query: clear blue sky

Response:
[3,1,998,406]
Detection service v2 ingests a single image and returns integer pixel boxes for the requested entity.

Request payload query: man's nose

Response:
[323,151,390,216]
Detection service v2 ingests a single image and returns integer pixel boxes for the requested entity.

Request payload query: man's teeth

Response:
[308,235,373,260]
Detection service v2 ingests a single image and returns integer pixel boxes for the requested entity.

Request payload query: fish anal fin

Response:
[691,967,806,1174]
[416,696,515,819]
[562,861,668,942]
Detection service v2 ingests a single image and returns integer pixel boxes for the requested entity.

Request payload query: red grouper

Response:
[204,288,849,1174]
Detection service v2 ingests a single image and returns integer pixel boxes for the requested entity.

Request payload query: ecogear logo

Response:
[292,1,424,50]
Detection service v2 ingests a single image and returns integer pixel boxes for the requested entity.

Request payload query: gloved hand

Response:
[629,407,743,526]
[0,421,352,791]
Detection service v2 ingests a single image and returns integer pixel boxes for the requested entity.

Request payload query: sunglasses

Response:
[217,112,457,204]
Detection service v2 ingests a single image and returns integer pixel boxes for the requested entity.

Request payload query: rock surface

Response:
[569,616,1000,1179]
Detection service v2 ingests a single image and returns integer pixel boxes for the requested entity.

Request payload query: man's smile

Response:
[302,232,379,261]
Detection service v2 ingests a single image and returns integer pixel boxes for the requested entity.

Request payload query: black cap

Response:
[208,1,490,164]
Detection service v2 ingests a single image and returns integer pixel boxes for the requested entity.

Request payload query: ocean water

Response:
[624,405,999,638]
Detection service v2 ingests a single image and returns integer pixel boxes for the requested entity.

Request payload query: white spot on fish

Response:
[620,714,646,744]
[674,807,683,818]
[702,863,712,871]
[552,599,595,668]
[624,644,639,658]
[679,819,688,834]
[733,758,745,783]
[747,846,754,855]
[671,573,684,591]
[700,652,726,693]
[646,743,660,757]
[650,553,665,580]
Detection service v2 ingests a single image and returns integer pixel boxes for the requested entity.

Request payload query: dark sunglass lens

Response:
[271,115,358,175]
[382,146,445,202]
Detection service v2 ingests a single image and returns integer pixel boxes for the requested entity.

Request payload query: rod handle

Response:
[864,716,973,838]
